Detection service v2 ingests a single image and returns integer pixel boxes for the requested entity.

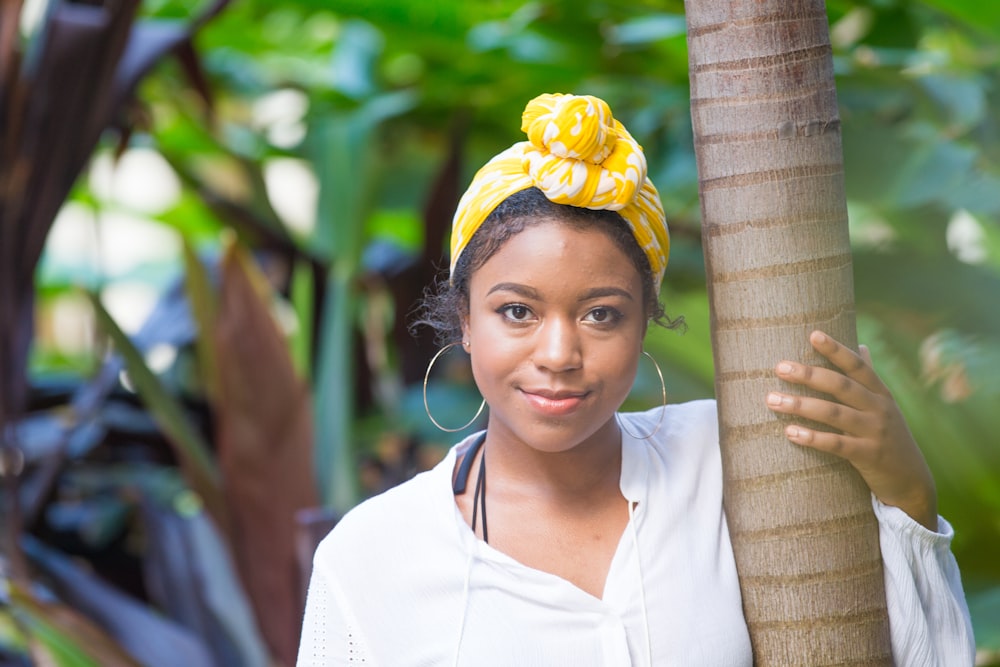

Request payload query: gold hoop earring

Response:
[423,342,486,433]
[617,351,667,441]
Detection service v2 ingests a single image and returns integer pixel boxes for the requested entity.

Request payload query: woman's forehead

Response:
[469,221,642,295]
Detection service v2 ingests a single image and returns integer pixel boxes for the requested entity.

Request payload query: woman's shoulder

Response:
[668,397,717,423]
[305,452,472,644]
[621,399,725,511]
[313,454,458,570]
[621,398,721,469]
[623,398,719,443]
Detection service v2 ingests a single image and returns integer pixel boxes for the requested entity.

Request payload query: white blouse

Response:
[297,400,975,666]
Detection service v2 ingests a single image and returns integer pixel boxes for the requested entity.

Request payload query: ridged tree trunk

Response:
[684,1,893,664]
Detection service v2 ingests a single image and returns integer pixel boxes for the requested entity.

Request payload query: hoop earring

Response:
[423,342,486,433]
[617,351,667,441]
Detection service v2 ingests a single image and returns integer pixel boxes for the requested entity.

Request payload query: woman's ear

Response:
[460,314,471,351]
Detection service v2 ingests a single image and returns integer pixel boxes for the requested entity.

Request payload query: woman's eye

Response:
[500,304,532,321]
[585,307,621,324]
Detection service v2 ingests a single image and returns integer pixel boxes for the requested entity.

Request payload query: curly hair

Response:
[412,187,684,346]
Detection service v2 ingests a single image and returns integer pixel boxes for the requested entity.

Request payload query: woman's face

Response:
[463,219,646,454]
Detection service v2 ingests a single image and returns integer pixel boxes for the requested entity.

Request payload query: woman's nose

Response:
[532,317,582,372]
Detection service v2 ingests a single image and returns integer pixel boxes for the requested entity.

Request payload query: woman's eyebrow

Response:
[486,282,541,298]
[578,286,634,302]
[485,283,634,302]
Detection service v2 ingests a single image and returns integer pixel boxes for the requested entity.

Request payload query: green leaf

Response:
[366,208,424,253]
[289,259,315,380]
[0,607,29,656]
[24,622,104,667]
[644,283,716,403]
[919,73,987,133]
[606,14,686,46]
[918,0,1000,41]
[307,91,415,511]
[890,136,977,210]
[88,293,223,520]
[9,584,140,667]
[181,238,220,401]
[328,18,384,98]
[314,276,358,511]
[307,91,417,260]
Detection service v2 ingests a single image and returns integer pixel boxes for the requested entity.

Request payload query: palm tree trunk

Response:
[683,1,893,663]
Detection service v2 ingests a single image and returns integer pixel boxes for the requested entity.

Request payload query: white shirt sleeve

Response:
[875,496,976,666]
[297,564,373,666]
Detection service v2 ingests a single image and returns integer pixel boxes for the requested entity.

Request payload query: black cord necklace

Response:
[471,448,488,543]
[454,432,489,543]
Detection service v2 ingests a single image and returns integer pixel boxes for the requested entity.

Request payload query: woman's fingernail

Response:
[777,362,793,374]
[767,393,783,406]
[786,425,801,438]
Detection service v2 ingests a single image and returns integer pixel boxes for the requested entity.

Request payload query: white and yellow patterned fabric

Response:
[450,93,669,290]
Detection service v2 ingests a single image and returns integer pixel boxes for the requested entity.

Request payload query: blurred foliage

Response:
[4,0,999,663]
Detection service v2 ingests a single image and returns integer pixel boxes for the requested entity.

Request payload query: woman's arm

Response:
[875,498,976,664]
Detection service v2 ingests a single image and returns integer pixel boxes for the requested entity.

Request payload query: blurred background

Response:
[1,0,998,664]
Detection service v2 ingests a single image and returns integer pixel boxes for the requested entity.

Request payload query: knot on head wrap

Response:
[520,93,644,211]
[450,93,669,292]
[521,94,615,164]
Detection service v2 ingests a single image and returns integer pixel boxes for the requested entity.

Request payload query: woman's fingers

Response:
[765,331,939,530]
[858,343,873,367]
[773,360,872,411]
[807,331,888,396]
[766,331,891,453]
[766,390,875,440]
[772,332,892,412]
[781,422,859,459]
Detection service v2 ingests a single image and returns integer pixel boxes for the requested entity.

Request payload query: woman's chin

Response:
[488,412,620,455]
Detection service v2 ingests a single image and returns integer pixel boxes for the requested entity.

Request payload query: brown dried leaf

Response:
[213,241,320,666]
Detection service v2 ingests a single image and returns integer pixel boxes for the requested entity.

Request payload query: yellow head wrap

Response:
[450,93,669,291]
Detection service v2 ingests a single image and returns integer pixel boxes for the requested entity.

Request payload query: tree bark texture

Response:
[684,1,893,664]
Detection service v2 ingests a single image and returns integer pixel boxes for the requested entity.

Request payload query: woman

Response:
[297,94,974,665]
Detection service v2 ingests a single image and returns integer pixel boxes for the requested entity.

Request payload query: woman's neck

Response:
[481,417,624,507]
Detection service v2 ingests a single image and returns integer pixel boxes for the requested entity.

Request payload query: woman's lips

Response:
[520,389,588,416]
